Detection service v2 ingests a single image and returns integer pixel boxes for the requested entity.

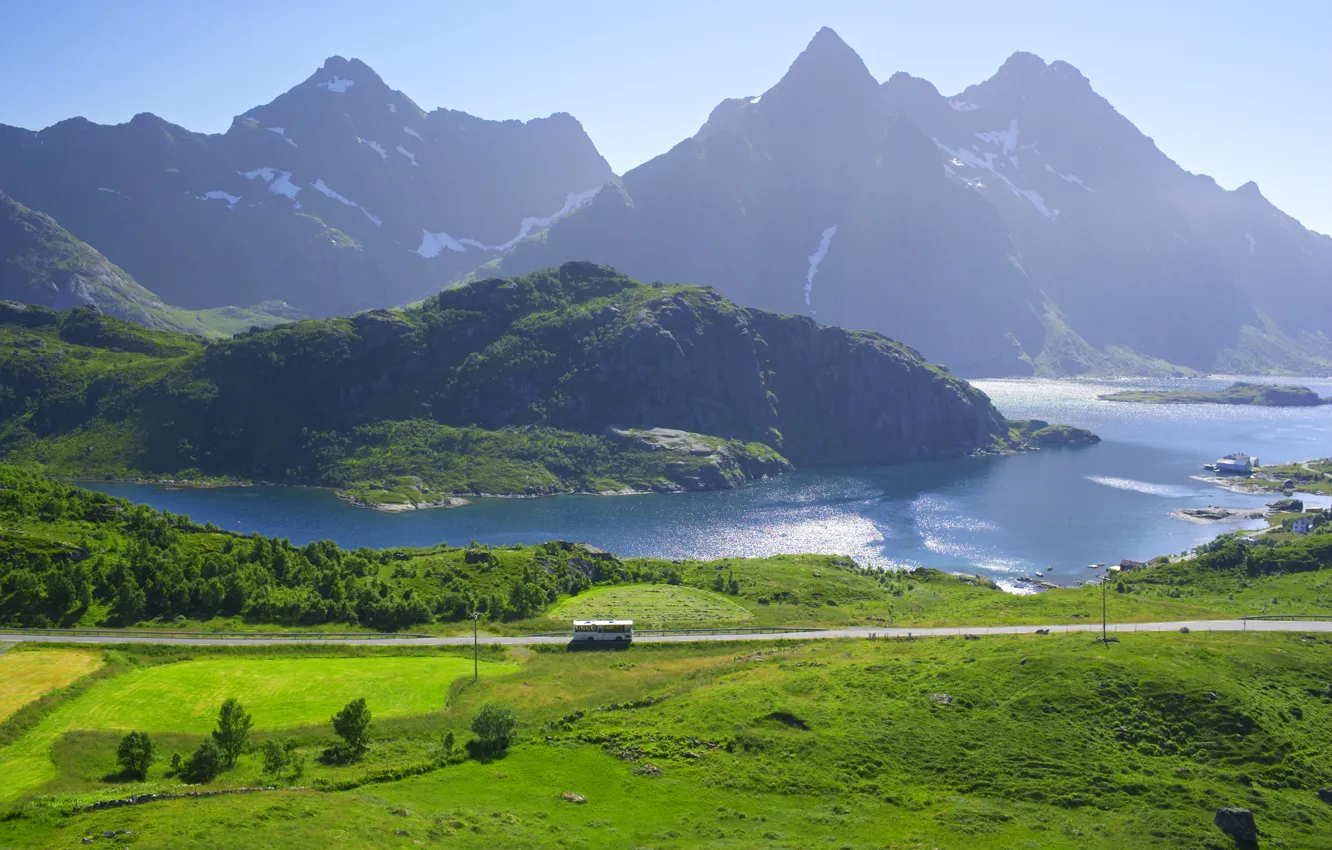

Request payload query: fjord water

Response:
[88,377,1332,588]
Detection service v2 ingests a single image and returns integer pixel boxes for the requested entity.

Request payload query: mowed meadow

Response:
[0,650,102,723]
[1,632,1330,848]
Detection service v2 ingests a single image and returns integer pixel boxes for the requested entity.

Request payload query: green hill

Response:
[0,263,1026,504]
[1,191,299,337]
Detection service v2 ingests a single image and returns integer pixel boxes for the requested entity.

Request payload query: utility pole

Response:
[472,611,480,681]
[1102,571,1108,643]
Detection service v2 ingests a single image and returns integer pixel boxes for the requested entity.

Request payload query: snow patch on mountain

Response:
[416,230,467,258]
[1017,189,1059,220]
[404,126,424,141]
[239,168,301,206]
[489,187,602,252]
[976,119,1020,155]
[359,138,388,161]
[361,208,383,227]
[198,190,241,209]
[396,144,418,166]
[803,226,838,309]
[935,141,1059,220]
[750,96,762,104]
[1246,232,1256,255]
[313,179,357,207]
[267,127,298,148]
[317,76,354,93]
[413,187,604,259]
[96,188,126,197]
[1043,164,1093,191]
[387,102,397,113]
[949,99,979,112]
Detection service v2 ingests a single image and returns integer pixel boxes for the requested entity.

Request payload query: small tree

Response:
[184,738,223,783]
[331,698,372,758]
[116,731,155,780]
[213,698,253,768]
[260,740,289,775]
[471,703,516,755]
[287,750,306,782]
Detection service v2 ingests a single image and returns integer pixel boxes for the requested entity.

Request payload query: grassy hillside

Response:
[1,634,1330,847]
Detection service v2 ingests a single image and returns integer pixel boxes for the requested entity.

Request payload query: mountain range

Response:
[1,30,1329,375]
[0,56,611,316]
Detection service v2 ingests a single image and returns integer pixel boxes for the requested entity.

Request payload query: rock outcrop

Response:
[1213,807,1257,842]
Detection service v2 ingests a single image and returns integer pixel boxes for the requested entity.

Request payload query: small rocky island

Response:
[1006,420,1101,446]
[1099,382,1329,406]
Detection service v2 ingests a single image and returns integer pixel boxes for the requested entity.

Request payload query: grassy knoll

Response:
[2,633,1331,848]
[552,584,754,626]
[0,650,102,722]
[0,651,516,805]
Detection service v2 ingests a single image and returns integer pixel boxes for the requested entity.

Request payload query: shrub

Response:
[115,731,155,780]
[261,739,288,775]
[471,703,517,755]
[184,738,223,783]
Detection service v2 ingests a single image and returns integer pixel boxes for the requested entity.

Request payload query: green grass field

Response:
[0,653,516,805]
[1,634,1330,848]
[551,584,754,625]
[0,650,102,723]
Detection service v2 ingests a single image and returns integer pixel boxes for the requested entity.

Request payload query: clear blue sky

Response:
[3,0,1329,234]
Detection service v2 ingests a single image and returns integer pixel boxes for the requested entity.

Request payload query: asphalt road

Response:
[1,619,1329,647]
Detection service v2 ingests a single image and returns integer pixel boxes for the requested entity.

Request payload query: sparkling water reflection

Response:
[86,377,1332,586]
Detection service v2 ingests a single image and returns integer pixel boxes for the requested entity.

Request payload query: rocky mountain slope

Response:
[881,51,1332,373]
[0,57,612,316]
[483,30,1048,377]
[0,191,298,336]
[0,264,1017,500]
[479,29,1332,376]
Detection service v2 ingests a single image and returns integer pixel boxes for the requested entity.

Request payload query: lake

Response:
[86,376,1332,589]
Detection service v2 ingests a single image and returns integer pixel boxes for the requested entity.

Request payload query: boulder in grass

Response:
[561,792,586,804]
[1318,788,1332,804]
[1213,807,1257,842]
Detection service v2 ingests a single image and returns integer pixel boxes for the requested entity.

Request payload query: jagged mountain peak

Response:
[995,50,1048,79]
[766,26,879,102]
[962,51,1094,104]
[304,55,388,92]
[883,70,941,98]
[1235,180,1265,199]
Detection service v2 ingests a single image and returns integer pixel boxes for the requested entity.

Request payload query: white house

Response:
[1214,453,1257,474]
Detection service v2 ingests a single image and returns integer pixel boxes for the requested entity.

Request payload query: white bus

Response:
[572,619,634,642]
